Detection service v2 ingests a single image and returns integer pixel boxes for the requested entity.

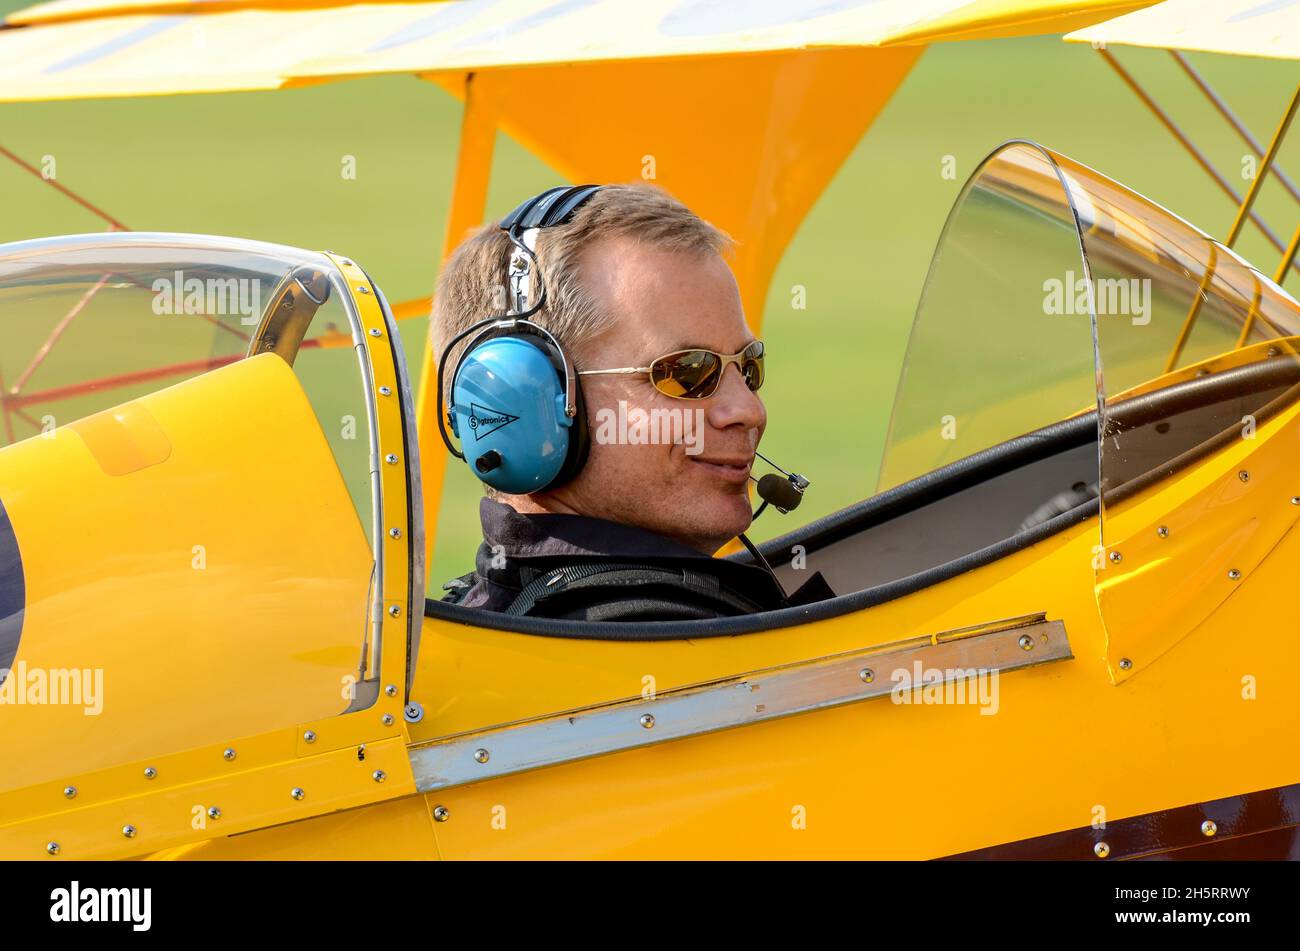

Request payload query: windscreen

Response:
[878,141,1100,493]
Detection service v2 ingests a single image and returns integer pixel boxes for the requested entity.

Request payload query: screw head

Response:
[291,787,305,801]
[207,806,221,820]
[859,668,874,683]
[222,748,236,761]
[381,713,394,726]
[1108,550,1123,564]
[385,684,398,697]
[46,842,60,856]
[1094,841,1110,858]
[372,769,387,783]
[358,287,372,296]
[303,730,317,743]
[385,453,398,465]
[388,604,401,617]
[143,766,157,779]
[369,328,381,337]
[63,786,76,799]
[1291,496,1300,506]
[122,825,137,839]
[474,748,490,764]
[1018,633,1034,651]
[433,805,450,822]
[1119,657,1133,671]
[1157,525,1169,538]
[379,385,392,396]
[404,701,424,723]
[388,527,401,539]
[639,713,655,729]
[1201,819,1217,837]
[1238,470,1250,483]
[1228,568,1242,580]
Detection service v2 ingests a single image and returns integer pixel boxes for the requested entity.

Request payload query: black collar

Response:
[476,497,710,565]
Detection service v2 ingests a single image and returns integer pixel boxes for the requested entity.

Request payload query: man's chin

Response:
[691,496,755,550]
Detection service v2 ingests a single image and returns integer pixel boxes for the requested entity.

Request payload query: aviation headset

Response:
[436,184,603,494]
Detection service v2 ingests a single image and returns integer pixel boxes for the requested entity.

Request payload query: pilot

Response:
[435,184,832,621]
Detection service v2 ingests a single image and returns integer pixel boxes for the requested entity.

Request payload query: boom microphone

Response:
[749,450,810,517]
[756,473,805,513]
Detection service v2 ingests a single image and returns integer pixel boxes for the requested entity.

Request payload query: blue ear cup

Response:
[449,334,589,494]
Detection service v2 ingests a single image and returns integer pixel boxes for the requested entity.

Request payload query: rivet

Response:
[474,748,490,764]
[358,286,372,295]
[639,713,655,729]
[372,770,387,783]
[385,453,398,465]
[1238,470,1250,483]
[63,786,76,799]
[382,713,394,726]
[1267,345,1281,357]
[1108,550,1123,564]
[1228,568,1241,580]
[1119,657,1133,670]
[222,748,236,761]
[388,605,401,617]
[1201,819,1217,837]
[433,805,449,822]
[46,842,60,856]
[388,527,401,539]
[379,385,392,396]
[1156,525,1169,538]
[291,787,305,800]
[207,806,221,820]
[1094,841,1110,858]
[303,730,317,743]
[1018,634,1034,651]
[143,766,157,779]
[122,825,137,839]
[385,684,398,697]
[859,668,874,683]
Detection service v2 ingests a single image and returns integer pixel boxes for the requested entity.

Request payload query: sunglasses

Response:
[579,340,765,400]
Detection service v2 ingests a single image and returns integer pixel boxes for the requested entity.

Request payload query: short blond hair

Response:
[432,183,733,403]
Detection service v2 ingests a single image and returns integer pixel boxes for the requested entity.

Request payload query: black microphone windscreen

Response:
[757,473,803,512]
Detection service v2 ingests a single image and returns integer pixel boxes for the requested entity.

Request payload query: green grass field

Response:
[1,5,1296,587]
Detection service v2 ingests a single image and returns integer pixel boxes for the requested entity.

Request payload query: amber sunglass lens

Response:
[743,342,764,391]
[650,350,722,399]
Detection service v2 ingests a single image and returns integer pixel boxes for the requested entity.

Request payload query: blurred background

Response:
[1,0,1295,587]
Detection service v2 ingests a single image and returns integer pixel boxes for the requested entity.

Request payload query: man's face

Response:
[538,235,766,553]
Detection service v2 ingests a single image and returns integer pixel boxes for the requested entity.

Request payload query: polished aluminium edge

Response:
[409,613,1071,793]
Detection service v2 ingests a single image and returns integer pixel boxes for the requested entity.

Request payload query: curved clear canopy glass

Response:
[878,142,1100,494]
[879,140,1300,543]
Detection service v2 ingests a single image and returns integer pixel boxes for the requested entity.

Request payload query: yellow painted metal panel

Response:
[0,353,373,795]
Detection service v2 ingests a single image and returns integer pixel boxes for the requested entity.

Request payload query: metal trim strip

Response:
[409,613,1071,793]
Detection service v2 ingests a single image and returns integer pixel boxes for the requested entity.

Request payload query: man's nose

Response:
[705,363,766,433]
